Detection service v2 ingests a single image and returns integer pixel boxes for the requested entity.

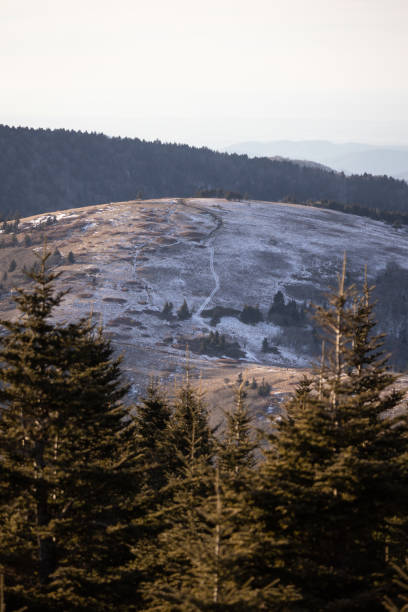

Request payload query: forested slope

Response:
[1,124,408,217]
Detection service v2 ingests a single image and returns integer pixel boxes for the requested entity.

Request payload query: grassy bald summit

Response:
[1,124,408,218]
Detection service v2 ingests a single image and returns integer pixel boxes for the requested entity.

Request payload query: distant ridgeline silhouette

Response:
[0,124,407,219]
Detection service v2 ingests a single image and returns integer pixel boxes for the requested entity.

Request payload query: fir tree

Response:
[161,301,173,319]
[131,379,173,603]
[49,247,62,266]
[268,290,285,320]
[134,378,171,490]
[177,299,191,320]
[239,304,263,325]
[258,259,408,609]
[49,325,141,611]
[165,371,214,472]
[0,252,142,611]
[219,384,256,476]
[140,373,215,609]
[143,385,298,610]
[257,378,271,397]
[383,560,408,611]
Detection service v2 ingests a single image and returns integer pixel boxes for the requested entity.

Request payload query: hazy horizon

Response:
[2,0,408,148]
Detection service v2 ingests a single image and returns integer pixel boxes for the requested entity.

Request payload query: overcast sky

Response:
[1,0,407,147]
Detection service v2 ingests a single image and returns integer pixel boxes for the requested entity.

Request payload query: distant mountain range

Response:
[225,140,408,182]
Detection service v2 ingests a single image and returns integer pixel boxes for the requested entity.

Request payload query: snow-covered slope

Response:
[2,197,408,395]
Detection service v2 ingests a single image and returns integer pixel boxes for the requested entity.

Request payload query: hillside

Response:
[1,197,408,414]
[1,126,408,220]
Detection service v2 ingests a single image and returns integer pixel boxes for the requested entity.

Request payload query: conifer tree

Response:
[135,378,170,456]
[130,380,173,606]
[0,252,142,611]
[140,373,215,609]
[134,378,171,490]
[143,385,298,610]
[219,384,256,476]
[161,300,173,319]
[49,325,142,611]
[164,371,213,471]
[383,560,408,611]
[258,259,408,609]
[177,299,191,320]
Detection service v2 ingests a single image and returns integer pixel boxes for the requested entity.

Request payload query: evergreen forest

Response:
[0,252,408,611]
[1,125,408,219]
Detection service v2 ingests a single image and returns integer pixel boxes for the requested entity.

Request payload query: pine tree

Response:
[258,259,408,609]
[134,378,171,490]
[48,248,62,266]
[0,252,142,611]
[383,560,408,611]
[148,463,298,611]
[239,304,263,325]
[49,325,142,611]
[161,301,173,320]
[140,373,215,609]
[165,372,213,471]
[219,384,256,476]
[268,290,285,320]
[177,299,191,320]
[257,378,271,397]
[143,385,298,610]
[131,380,173,607]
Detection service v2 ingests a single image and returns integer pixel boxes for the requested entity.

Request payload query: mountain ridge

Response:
[1,125,407,220]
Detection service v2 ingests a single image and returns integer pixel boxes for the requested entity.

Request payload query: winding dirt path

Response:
[185,201,223,317]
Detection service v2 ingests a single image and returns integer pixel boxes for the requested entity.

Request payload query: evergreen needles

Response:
[0,252,139,611]
[258,258,408,609]
[0,253,407,611]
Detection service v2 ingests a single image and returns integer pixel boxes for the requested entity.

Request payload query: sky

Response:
[1,0,408,148]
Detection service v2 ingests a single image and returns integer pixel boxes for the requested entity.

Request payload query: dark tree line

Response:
[1,124,408,219]
[189,330,245,359]
[303,198,408,227]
